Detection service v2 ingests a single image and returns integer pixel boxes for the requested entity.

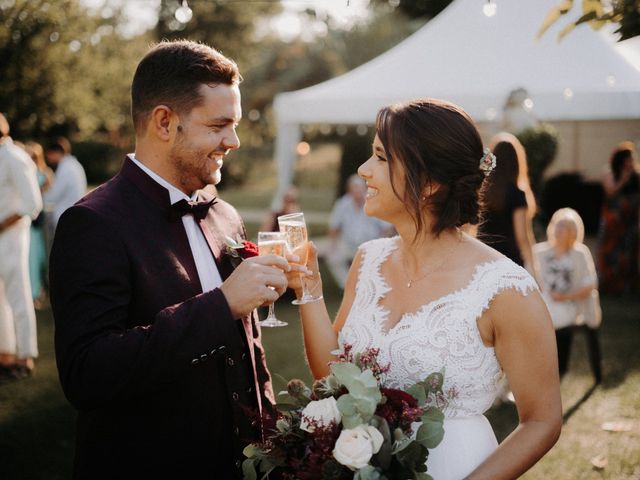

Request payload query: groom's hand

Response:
[220,255,291,319]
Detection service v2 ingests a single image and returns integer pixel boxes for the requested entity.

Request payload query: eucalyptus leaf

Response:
[374,417,393,470]
[274,402,299,412]
[354,464,380,480]
[243,443,260,459]
[392,435,413,454]
[414,473,433,480]
[337,394,366,428]
[330,362,363,386]
[276,419,290,433]
[424,372,444,393]
[406,383,427,405]
[395,441,428,471]
[241,458,258,480]
[416,409,445,449]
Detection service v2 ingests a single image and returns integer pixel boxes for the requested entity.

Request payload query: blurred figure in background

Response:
[260,185,300,232]
[597,141,639,295]
[23,141,53,307]
[326,174,392,288]
[43,136,87,233]
[480,132,540,283]
[534,208,602,383]
[0,113,42,379]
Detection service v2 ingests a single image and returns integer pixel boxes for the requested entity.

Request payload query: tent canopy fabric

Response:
[272,0,640,206]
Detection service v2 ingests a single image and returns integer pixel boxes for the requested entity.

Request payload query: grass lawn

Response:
[0,260,638,479]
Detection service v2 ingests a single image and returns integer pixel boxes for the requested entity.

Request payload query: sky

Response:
[80,0,371,39]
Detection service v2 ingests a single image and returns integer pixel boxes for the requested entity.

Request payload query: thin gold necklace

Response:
[400,236,460,288]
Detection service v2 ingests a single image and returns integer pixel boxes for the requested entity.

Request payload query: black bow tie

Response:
[169,198,216,221]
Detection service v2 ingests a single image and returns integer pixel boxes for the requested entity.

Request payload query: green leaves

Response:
[331,362,382,428]
[537,0,639,42]
[416,408,445,449]
[394,441,428,474]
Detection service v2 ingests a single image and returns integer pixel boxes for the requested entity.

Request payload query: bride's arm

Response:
[466,289,562,480]
[291,243,362,379]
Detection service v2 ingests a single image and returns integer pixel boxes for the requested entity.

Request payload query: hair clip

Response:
[479,148,496,177]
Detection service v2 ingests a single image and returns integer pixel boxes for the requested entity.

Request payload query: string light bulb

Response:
[175,0,193,24]
[483,0,497,17]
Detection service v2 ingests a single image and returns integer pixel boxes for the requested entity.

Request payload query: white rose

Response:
[300,397,342,433]
[332,425,384,470]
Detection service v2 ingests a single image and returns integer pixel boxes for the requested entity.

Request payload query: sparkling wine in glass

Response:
[277,212,323,305]
[257,231,288,327]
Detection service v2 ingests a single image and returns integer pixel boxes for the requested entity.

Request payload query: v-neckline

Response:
[373,240,508,335]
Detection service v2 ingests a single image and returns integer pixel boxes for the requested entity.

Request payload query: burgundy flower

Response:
[381,388,418,409]
[376,388,422,431]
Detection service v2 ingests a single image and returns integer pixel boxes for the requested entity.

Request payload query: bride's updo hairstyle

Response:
[375,98,486,237]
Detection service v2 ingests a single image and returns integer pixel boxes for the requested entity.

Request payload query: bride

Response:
[287,98,562,479]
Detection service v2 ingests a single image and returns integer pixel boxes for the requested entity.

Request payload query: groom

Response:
[49,40,291,479]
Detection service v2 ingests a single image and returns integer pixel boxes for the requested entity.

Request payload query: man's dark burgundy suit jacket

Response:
[49,158,274,479]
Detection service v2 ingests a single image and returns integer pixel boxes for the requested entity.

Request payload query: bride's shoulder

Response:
[358,235,398,257]
[460,235,537,294]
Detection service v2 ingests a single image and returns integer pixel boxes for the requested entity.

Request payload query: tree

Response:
[0,0,149,140]
[370,0,452,20]
[538,0,640,42]
[156,0,282,69]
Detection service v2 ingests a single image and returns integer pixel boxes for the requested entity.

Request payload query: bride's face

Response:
[357,135,408,223]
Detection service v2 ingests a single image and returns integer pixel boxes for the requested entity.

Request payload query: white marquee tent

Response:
[272,0,640,206]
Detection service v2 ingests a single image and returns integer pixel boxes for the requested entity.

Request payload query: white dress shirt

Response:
[0,137,42,223]
[129,155,222,292]
[43,154,87,226]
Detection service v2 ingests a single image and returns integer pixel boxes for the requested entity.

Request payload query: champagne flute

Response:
[257,231,288,327]
[277,212,323,305]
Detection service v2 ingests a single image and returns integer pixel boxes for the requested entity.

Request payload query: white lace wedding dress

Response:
[338,237,538,480]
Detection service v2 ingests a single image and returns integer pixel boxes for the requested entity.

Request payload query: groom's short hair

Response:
[131,40,241,135]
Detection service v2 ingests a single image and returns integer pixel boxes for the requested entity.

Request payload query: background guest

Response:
[43,137,87,233]
[326,174,393,288]
[23,141,53,307]
[534,208,602,384]
[260,186,301,232]
[480,132,540,283]
[0,113,42,379]
[597,141,639,295]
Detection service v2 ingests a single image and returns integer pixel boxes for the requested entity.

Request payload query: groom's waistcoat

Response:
[50,158,273,479]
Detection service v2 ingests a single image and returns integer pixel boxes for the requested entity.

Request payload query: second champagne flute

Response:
[257,231,288,327]
[277,212,323,305]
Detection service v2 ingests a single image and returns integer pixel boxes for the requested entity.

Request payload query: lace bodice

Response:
[338,237,537,418]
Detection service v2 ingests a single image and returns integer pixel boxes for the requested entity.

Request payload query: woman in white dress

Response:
[288,98,561,479]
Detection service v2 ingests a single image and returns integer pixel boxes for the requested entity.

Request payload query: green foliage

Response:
[370,0,452,20]
[0,0,149,140]
[72,140,124,184]
[156,0,282,70]
[416,408,445,449]
[538,0,640,41]
[331,362,381,428]
[515,123,560,196]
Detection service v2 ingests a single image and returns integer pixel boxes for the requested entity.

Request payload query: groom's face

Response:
[169,83,242,194]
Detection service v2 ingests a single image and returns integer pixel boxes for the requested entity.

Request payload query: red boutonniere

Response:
[240,240,259,258]
[224,236,259,267]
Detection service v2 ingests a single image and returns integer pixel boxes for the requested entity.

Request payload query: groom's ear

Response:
[148,105,177,142]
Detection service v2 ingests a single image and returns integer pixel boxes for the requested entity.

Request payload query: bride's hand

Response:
[285,241,321,297]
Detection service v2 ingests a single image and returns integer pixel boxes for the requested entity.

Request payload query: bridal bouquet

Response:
[242,344,447,480]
